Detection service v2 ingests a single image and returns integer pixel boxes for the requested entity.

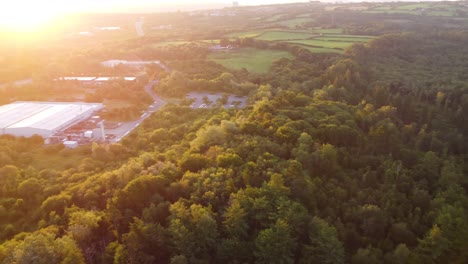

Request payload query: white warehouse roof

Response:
[101,60,160,67]
[56,76,137,82]
[0,102,103,138]
[59,77,96,81]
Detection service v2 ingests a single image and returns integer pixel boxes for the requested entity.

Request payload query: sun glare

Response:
[0,1,62,32]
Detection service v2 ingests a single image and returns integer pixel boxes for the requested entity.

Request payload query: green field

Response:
[311,28,344,34]
[316,36,374,42]
[296,45,345,54]
[201,39,220,44]
[266,14,287,22]
[373,6,392,11]
[255,31,314,41]
[224,28,371,54]
[279,18,315,28]
[366,10,421,15]
[154,41,191,47]
[396,3,431,10]
[227,30,265,38]
[427,11,455,16]
[208,48,293,74]
[287,39,356,49]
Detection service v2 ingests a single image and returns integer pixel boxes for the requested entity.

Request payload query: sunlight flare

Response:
[0,1,63,32]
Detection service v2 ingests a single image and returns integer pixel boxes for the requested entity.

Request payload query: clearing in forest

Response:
[254,31,315,41]
[208,48,293,74]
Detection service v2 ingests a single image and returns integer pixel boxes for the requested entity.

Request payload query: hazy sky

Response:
[36,0,311,13]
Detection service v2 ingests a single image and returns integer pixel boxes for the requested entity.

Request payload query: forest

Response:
[0,1,468,264]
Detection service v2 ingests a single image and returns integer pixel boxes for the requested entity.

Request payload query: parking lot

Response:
[186,92,247,109]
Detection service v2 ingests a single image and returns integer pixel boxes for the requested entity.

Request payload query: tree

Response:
[384,244,410,264]
[168,202,219,262]
[351,246,383,264]
[190,125,226,152]
[0,165,20,196]
[179,153,210,172]
[115,218,169,264]
[67,209,103,245]
[409,225,450,264]
[3,228,84,264]
[300,217,344,264]
[17,178,42,200]
[254,219,296,264]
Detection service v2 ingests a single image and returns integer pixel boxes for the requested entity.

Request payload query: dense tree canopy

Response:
[1,2,468,264]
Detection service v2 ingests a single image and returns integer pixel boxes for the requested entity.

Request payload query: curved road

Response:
[106,79,166,143]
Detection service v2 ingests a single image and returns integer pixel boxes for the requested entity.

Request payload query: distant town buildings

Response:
[233,1,239,7]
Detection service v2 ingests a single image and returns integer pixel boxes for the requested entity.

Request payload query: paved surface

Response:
[186,92,247,109]
[90,62,246,143]
[102,79,166,143]
[135,18,145,37]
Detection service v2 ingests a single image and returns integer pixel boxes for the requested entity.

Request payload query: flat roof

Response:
[57,76,136,82]
[0,102,103,133]
[101,60,160,67]
[94,77,111,81]
[60,77,97,81]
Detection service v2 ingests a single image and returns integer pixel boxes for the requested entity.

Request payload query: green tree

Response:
[115,218,169,264]
[168,202,219,262]
[254,219,296,264]
[300,217,344,264]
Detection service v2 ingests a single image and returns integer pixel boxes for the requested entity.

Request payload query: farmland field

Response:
[365,10,421,15]
[227,30,265,38]
[266,14,287,22]
[427,11,455,16]
[278,18,315,28]
[316,36,374,42]
[153,41,191,47]
[287,39,356,49]
[224,28,372,54]
[311,28,344,34]
[396,3,431,10]
[208,48,293,74]
[295,45,345,54]
[255,31,314,41]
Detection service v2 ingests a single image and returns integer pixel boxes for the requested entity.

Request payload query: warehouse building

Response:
[0,101,103,138]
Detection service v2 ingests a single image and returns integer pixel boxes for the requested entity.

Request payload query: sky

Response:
[8,0,311,13]
[0,0,312,31]
[4,0,448,14]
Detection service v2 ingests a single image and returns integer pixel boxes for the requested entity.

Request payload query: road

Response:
[135,18,145,37]
[105,79,166,143]
[144,80,166,109]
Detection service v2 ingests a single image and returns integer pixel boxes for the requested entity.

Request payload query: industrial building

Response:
[0,102,103,138]
[56,76,137,84]
[101,60,161,68]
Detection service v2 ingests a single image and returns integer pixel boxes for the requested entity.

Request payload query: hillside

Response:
[0,1,467,263]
